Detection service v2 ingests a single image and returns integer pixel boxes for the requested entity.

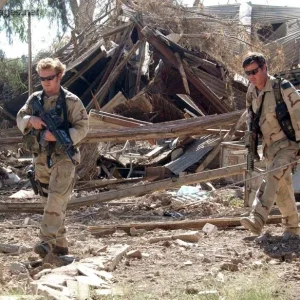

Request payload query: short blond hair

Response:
[36,58,66,76]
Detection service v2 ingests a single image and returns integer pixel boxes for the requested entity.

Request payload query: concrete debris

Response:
[202,223,218,235]
[27,244,129,299]
[126,249,142,259]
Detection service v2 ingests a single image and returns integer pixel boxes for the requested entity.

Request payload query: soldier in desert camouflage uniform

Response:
[240,52,300,238]
[17,58,88,257]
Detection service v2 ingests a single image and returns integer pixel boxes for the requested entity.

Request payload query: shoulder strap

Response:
[256,93,266,119]
[273,77,284,104]
[32,91,43,116]
[59,87,71,136]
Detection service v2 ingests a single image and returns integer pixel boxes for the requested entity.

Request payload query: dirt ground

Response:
[1,184,300,299]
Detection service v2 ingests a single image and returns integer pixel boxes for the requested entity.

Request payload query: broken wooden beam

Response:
[0,163,246,213]
[84,109,243,143]
[2,109,243,145]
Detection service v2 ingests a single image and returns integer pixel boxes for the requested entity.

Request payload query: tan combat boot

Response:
[240,201,268,235]
[282,213,300,240]
[240,213,265,235]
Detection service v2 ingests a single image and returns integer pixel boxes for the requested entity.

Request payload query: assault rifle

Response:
[31,96,77,165]
[245,108,260,171]
[244,108,260,206]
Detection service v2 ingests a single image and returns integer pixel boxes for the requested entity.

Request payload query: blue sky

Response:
[1,0,300,58]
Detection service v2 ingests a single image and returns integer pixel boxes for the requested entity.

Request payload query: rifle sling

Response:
[253,93,266,132]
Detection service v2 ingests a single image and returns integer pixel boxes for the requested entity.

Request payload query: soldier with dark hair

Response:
[241,52,300,238]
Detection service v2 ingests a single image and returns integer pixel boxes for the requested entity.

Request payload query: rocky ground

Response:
[1,183,300,300]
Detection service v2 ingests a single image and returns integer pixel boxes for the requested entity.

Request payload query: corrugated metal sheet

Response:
[250,4,300,25]
[165,135,219,174]
[187,4,241,20]
[267,20,300,68]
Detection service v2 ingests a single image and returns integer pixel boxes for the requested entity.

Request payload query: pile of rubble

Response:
[1,1,299,208]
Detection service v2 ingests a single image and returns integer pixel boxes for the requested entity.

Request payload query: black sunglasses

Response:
[39,73,59,81]
[245,67,260,76]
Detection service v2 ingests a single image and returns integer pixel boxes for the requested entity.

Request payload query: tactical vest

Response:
[23,88,71,167]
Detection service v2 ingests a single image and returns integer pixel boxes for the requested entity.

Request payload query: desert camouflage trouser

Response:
[35,153,75,248]
[252,139,299,229]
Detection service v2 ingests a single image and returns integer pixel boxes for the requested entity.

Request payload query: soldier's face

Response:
[39,68,62,96]
[244,62,267,89]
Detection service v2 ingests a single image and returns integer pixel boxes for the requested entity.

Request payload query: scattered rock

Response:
[185,286,199,295]
[24,217,39,226]
[220,262,239,272]
[183,260,193,266]
[202,257,211,263]
[268,259,281,265]
[252,260,263,269]
[130,227,147,236]
[215,272,225,282]
[198,290,218,296]
[126,250,142,259]
[202,223,218,235]
[9,262,28,275]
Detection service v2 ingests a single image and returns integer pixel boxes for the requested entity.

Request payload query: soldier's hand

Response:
[28,116,46,129]
[44,130,56,142]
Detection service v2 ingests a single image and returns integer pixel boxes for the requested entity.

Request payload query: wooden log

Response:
[88,215,282,235]
[2,110,243,145]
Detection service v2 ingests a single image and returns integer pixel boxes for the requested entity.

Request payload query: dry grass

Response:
[93,268,291,300]
[125,0,287,75]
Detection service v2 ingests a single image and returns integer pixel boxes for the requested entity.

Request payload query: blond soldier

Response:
[240,52,300,238]
[17,58,88,257]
